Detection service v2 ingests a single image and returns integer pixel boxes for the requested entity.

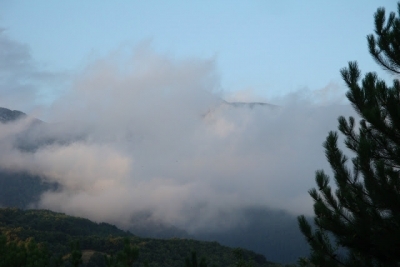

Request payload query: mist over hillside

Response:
[0,36,359,263]
[0,94,350,263]
[0,107,27,123]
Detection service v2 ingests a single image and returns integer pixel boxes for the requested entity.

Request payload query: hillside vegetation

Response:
[0,208,285,267]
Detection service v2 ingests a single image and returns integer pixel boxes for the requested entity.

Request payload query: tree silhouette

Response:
[185,251,208,267]
[298,2,400,267]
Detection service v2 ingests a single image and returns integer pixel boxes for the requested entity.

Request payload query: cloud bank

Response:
[0,38,357,234]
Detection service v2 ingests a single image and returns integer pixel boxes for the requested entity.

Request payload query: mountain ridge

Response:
[0,207,278,267]
[0,107,27,123]
[0,105,306,264]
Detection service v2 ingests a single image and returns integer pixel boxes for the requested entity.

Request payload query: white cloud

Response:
[0,43,357,232]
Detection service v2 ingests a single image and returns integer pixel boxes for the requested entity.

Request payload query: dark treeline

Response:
[298,2,400,266]
[0,208,282,267]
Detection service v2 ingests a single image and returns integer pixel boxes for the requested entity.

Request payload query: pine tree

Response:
[298,2,400,267]
[184,251,208,267]
[233,249,253,267]
[69,241,83,267]
[116,238,139,267]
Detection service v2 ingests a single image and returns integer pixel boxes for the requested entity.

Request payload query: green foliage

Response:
[135,238,270,267]
[0,208,276,267]
[233,248,254,267]
[298,2,400,267]
[184,251,208,267]
[0,233,50,267]
[70,241,83,267]
[116,238,139,267]
[367,3,400,74]
[104,253,118,267]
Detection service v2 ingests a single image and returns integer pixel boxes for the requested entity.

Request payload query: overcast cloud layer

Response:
[0,32,357,233]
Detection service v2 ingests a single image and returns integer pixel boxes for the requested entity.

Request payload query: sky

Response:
[0,0,395,110]
[0,0,398,248]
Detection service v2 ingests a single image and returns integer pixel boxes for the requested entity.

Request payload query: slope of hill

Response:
[0,170,56,208]
[0,107,55,209]
[0,105,305,265]
[0,208,281,267]
[195,207,308,264]
[0,107,27,123]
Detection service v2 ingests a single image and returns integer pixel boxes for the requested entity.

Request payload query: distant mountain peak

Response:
[0,107,27,123]
[223,101,278,109]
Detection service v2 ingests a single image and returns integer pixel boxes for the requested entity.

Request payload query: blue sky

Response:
[0,0,395,106]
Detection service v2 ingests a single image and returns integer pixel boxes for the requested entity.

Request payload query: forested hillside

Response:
[0,208,285,267]
[0,105,308,264]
